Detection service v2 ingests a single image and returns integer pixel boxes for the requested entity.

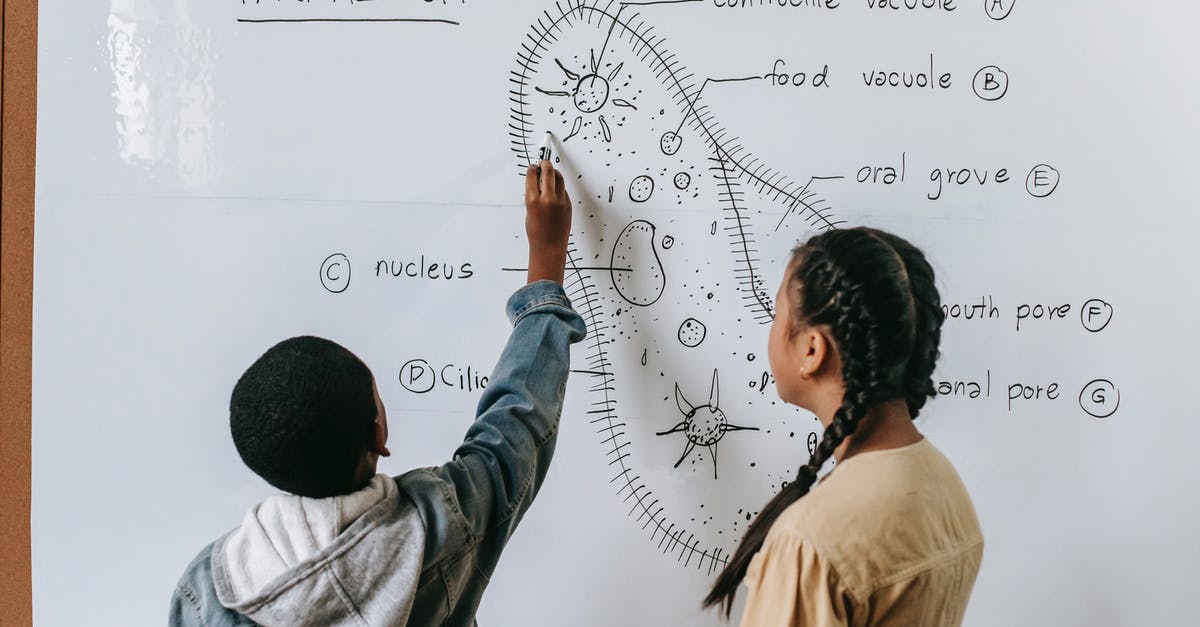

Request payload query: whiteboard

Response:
[33,1,1200,625]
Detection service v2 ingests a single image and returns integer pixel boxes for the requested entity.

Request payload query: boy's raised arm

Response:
[400,159,585,562]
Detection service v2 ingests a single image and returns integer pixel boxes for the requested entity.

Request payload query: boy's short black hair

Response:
[230,336,377,498]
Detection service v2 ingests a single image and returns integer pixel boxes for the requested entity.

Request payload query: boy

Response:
[169,161,585,626]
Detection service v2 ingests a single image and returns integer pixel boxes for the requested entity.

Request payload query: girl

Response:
[704,227,983,626]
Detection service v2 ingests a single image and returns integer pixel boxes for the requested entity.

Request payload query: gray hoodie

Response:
[170,281,587,626]
[210,475,424,626]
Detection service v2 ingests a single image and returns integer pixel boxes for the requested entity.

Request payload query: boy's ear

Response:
[370,384,391,458]
[373,418,390,457]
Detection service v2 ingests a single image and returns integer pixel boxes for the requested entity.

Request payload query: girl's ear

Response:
[793,327,832,380]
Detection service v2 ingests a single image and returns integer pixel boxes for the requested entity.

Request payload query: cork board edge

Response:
[1,0,37,622]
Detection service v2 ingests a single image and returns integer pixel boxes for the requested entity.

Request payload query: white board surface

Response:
[33,1,1200,625]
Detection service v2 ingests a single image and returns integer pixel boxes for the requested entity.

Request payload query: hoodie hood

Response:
[211,474,426,626]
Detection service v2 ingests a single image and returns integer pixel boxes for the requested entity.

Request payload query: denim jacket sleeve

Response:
[168,542,257,627]
[397,280,586,571]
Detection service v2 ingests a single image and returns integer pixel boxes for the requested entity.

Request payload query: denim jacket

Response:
[169,281,587,626]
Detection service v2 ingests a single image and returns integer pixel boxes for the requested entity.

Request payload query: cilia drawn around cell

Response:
[508,0,845,575]
[657,370,759,480]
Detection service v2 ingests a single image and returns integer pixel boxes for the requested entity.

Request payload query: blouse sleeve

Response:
[738,529,858,627]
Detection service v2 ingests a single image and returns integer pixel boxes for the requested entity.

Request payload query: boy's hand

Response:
[524,160,571,285]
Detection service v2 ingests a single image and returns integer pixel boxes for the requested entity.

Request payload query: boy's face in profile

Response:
[369,378,391,469]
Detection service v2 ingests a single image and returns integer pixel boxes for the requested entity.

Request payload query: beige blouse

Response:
[739,438,983,627]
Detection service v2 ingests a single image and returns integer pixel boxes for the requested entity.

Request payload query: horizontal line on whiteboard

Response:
[621,0,703,5]
[501,267,633,272]
[236,18,461,25]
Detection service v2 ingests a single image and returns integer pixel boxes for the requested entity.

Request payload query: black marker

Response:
[536,131,552,162]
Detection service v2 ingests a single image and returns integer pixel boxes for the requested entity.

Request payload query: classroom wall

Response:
[30,1,1200,625]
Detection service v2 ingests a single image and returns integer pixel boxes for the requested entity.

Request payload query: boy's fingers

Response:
[539,160,555,197]
[526,164,540,200]
[554,170,567,202]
